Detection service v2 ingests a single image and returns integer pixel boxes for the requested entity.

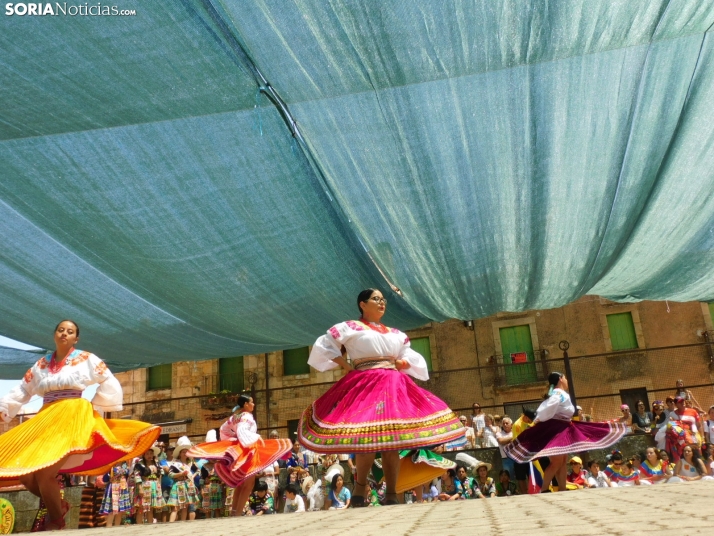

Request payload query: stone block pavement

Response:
[52,481,714,536]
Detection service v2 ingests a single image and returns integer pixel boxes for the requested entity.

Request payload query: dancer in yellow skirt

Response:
[0,320,160,530]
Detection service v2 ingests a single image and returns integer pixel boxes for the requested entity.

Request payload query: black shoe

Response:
[351,495,367,508]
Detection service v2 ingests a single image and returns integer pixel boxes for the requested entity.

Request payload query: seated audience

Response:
[670,445,714,482]
[604,451,625,484]
[438,469,461,501]
[473,462,496,498]
[246,481,274,516]
[639,447,669,484]
[616,461,641,486]
[566,456,587,488]
[455,465,475,499]
[495,470,518,496]
[586,460,613,488]
[283,483,305,513]
[328,474,350,509]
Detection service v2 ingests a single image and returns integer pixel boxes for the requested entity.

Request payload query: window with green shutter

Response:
[219,356,244,393]
[708,302,714,325]
[283,346,311,376]
[409,336,433,372]
[607,312,639,350]
[498,325,537,385]
[146,363,172,391]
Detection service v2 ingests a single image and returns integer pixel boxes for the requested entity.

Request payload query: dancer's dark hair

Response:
[357,288,381,314]
[232,394,252,413]
[55,319,80,336]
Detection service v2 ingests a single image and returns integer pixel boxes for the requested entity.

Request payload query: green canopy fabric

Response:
[1,1,713,377]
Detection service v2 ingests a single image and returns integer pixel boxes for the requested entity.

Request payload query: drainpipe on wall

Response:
[264,353,270,430]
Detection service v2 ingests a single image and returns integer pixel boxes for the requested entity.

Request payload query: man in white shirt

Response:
[459,415,476,449]
[470,403,485,448]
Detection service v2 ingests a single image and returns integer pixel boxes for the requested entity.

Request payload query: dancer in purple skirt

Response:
[504,372,628,492]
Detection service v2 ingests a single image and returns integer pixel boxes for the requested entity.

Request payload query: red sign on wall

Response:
[510,352,528,364]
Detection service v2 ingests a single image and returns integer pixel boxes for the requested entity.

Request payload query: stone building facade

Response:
[4,297,714,444]
[105,296,714,444]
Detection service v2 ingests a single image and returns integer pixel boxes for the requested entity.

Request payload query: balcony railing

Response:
[490,350,549,387]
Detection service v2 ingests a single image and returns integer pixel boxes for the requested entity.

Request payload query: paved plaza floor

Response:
[58,481,713,536]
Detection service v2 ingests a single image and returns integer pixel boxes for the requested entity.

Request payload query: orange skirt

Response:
[0,398,159,488]
[188,438,292,488]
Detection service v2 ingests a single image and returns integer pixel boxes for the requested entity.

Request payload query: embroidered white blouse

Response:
[308,320,429,381]
[535,388,575,422]
[219,411,262,447]
[0,349,123,422]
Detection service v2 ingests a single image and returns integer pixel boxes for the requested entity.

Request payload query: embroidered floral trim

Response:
[37,357,48,369]
[69,351,90,366]
[24,369,33,383]
[94,360,108,376]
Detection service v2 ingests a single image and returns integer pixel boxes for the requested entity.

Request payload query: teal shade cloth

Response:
[1,1,714,376]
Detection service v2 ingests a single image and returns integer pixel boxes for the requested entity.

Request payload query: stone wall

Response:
[0,486,82,533]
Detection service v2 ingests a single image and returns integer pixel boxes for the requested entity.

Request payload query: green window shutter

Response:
[607,312,639,350]
[708,302,714,325]
[498,325,537,384]
[147,363,172,391]
[409,336,433,372]
[219,356,244,393]
[283,346,310,376]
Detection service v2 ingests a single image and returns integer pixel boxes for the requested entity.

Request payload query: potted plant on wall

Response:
[217,389,240,408]
[201,392,221,410]
[226,391,239,409]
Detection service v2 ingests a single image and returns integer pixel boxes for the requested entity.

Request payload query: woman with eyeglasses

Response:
[504,372,628,492]
[299,288,464,507]
[631,400,652,434]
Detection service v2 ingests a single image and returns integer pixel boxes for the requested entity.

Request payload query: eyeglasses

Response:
[613,462,622,466]
[367,297,387,305]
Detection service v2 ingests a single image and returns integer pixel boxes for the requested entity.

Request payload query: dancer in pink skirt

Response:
[504,372,628,492]
[299,288,465,506]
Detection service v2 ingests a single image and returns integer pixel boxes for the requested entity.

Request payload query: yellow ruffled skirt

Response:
[0,398,159,488]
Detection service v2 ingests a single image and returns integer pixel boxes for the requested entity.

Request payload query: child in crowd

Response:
[283,484,305,513]
[604,451,625,484]
[367,482,382,506]
[301,477,324,511]
[246,480,274,515]
[328,474,351,509]
[494,470,518,496]
[660,450,674,476]
[99,462,132,527]
[200,462,224,518]
[566,456,588,488]
[616,462,641,486]
[586,460,613,488]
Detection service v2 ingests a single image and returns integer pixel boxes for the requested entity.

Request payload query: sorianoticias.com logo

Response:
[5,3,136,16]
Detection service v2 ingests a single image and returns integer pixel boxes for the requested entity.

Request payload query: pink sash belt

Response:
[43,389,82,404]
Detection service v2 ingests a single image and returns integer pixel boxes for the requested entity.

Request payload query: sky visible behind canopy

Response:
[1,1,714,378]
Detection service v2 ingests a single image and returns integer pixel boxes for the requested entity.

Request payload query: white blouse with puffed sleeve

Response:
[308,320,429,381]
